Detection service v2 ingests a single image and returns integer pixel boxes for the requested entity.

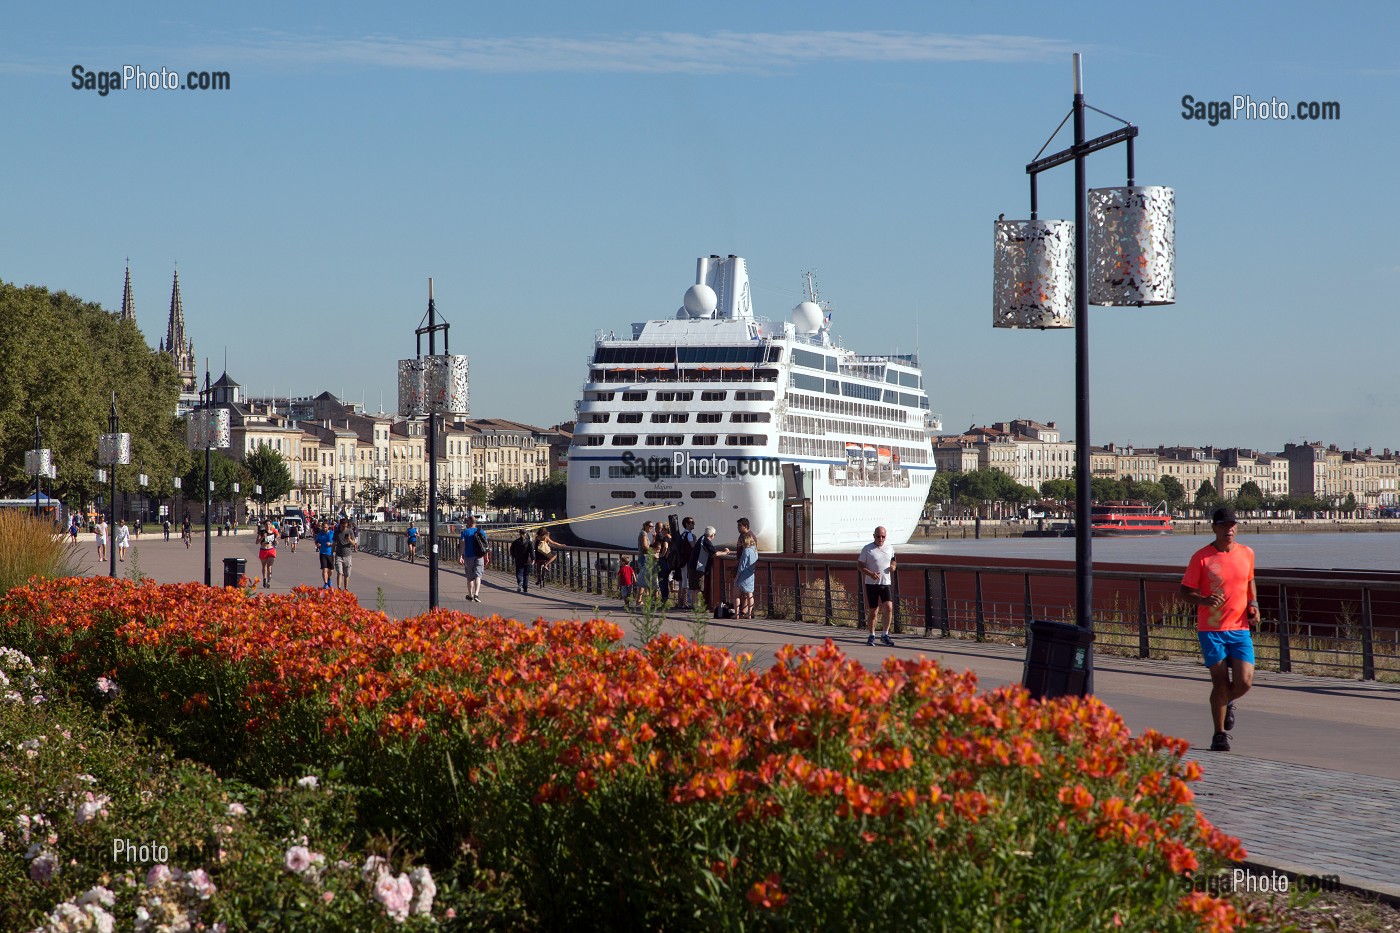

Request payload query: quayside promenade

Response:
[72,533,1400,902]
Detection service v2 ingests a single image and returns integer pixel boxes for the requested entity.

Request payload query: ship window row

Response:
[590,368,778,384]
[786,391,914,424]
[790,373,916,406]
[776,435,929,464]
[584,432,773,452]
[608,488,717,499]
[784,414,922,444]
[882,390,925,408]
[582,413,610,423]
[592,345,777,365]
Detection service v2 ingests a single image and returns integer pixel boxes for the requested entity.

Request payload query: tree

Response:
[244,446,294,507]
[0,282,190,509]
[465,482,490,512]
[524,471,567,514]
[183,451,249,507]
[1234,481,1264,514]
[1090,477,1125,502]
[1041,478,1075,502]
[1160,476,1187,511]
[1194,480,1218,510]
[489,482,524,509]
[1341,492,1358,514]
[395,483,425,513]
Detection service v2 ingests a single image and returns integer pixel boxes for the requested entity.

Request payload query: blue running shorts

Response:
[1198,630,1255,668]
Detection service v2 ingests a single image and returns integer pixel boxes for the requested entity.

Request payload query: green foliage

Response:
[464,482,490,510]
[1160,475,1187,509]
[933,469,1039,512]
[394,483,425,512]
[184,451,250,506]
[0,653,516,930]
[244,446,295,504]
[1194,480,1218,509]
[0,510,83,594]
[524,471,567,513]
[0,282,190,507]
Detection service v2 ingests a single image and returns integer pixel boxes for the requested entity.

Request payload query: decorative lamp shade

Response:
[98,433,131,465]
[397,358,426,416]
[426,354,470,416]
[25,449,52,475]
[185,410,231,449]
[993,219,1075,328]
[1088,186,1175,306]
[399,355,470,415]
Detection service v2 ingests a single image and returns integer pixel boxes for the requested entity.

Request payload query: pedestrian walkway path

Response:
[77,534,1400,901]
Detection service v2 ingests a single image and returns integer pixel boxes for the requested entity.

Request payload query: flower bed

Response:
[3,577,1254,930]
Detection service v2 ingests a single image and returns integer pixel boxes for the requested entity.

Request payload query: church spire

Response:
[119,261,136,323]
[162,269,197,392]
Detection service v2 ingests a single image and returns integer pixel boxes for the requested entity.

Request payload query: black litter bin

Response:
[596,555,621,573]
[222,557,247,588]
[1022,620,1094,700]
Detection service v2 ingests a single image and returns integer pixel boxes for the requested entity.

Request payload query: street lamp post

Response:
[97,395,130,578]
[186,369,230,585]
[398,279,469,610]
[26,416,54,520]
[994,53,1175,697]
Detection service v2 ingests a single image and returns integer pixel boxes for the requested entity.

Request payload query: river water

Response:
[903,532,1400,573]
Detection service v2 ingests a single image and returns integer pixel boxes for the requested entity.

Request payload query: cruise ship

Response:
[566,255,939,552]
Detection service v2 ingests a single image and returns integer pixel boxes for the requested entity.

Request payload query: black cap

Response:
[1211,506,1238,526]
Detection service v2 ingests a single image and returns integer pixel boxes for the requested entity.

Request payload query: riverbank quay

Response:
[61,532,1400,903]
[916,517,1400,539]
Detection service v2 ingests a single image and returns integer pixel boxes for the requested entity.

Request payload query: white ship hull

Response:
[565,255,938,554]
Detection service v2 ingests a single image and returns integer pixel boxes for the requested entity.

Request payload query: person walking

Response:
[858,525,898,647]
[95,517,108,562]
[285,519,300,554]
[734,519,758,620]
[69,516,80,544]
[333,518,357,591]
[458,516,489,602]
[509,528,533,593]
[256,519,278,588]
[115,520,131,562]
[314,520,335,588]
[532,527,562,588]
[405,521,419,563]
[1180,506,1259,753]
[162,518,171,542]
[618,555,637,608]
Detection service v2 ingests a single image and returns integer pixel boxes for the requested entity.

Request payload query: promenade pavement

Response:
[71,531,1400,901]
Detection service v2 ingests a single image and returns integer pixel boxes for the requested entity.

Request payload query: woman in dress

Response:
[734,529,759,620]
[115,520,131,562]
[257,519,278,588]
[635,520,655,606]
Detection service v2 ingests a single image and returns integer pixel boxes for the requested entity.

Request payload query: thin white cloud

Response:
[196,29,1078,75]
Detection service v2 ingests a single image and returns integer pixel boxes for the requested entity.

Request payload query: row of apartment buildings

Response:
[933,419,1400,510]
[205,374,571,516]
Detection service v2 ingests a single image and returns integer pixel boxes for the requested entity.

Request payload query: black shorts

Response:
[865,583,893,609]
[319,554,335,570]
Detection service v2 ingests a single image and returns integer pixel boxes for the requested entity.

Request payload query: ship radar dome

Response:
[683,284,718,318]
[792,300,824,334]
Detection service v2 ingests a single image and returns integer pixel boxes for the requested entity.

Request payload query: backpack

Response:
[676,531,695,569]
[471,530,488,557]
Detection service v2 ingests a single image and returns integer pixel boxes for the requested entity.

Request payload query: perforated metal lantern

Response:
[98,433,130,465]
[184,409,231,449]
[993,219,1076,328]
[1088,186,1175,306]
[397,358,426,416]
[425,354,470,416]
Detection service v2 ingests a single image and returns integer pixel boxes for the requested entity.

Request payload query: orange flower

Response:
[746,873,788,910]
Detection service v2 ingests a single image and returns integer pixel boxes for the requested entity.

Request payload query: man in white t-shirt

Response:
[857,526,897,647]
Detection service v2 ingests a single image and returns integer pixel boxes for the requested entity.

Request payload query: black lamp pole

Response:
[33,415,42,519]
[108,395,119,579]
[415,279,451,610]
[203,370,214,587]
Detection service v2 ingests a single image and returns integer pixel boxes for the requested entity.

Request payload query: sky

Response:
[3,2,1396,453]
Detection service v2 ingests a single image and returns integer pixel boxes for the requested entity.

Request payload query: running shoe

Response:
[865,634,876,647]
[880,633,895,647]
[1209,732,1231,752]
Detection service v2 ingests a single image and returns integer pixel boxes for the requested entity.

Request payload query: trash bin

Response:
[596,555,620,573]
[1022,620,1094,700]
[222,557,247,588]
